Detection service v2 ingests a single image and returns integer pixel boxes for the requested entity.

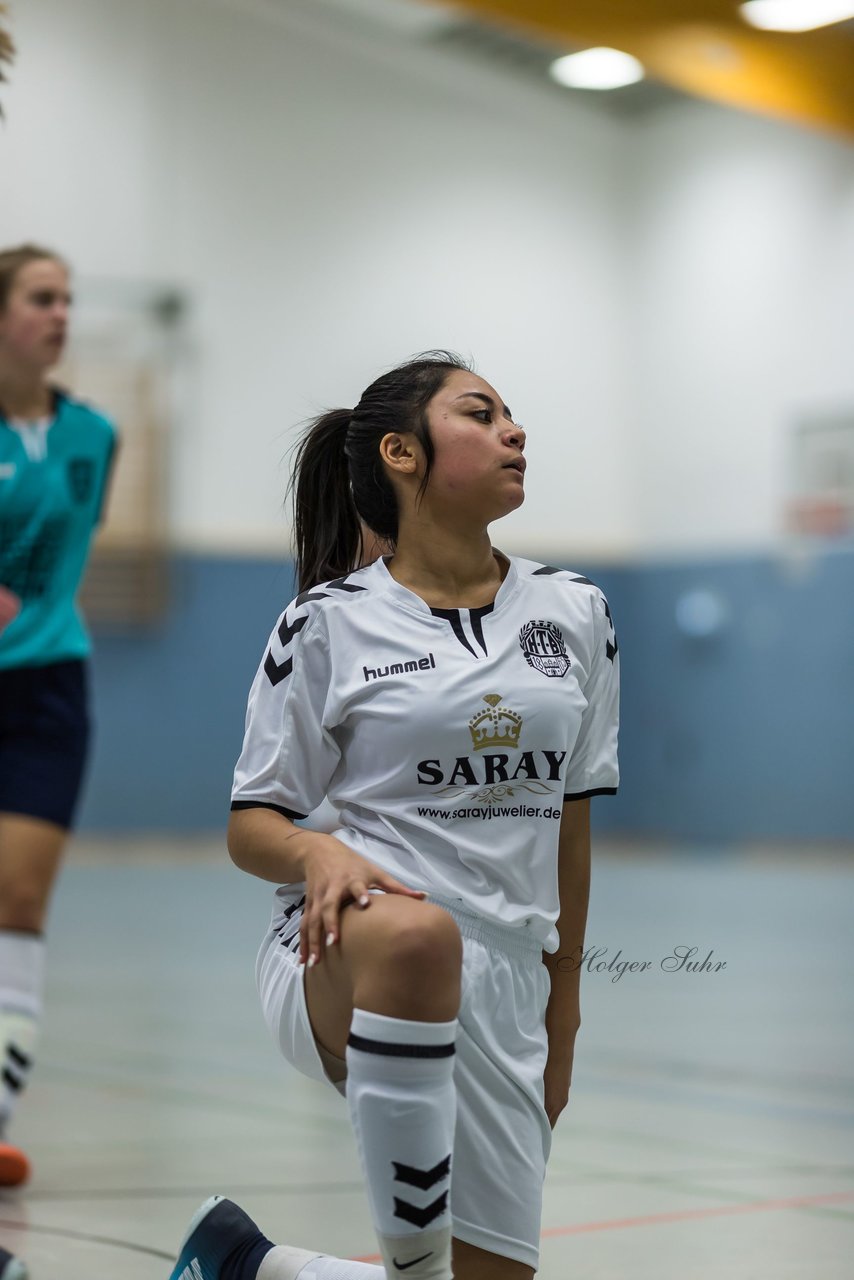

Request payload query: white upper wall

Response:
[2,0,853,559]
[626,99,854,556]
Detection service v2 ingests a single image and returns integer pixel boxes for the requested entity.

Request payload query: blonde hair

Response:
[0,244,67,311]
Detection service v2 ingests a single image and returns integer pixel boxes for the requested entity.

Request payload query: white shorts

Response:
[256,889,553,1271]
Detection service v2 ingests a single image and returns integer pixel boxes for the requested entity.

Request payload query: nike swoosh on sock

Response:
[392,1252,433,1272]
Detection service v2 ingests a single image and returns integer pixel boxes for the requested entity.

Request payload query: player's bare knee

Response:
[385,903,462,986]
[347,898,462,1009]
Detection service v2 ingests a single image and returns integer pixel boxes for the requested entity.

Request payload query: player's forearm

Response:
[543,893,587,1042]
[543,801,592,1045]
[227,806,318,884]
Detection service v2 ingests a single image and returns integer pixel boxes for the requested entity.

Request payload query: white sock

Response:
[295,1259,385,1279]
[0,930,44,1137]
[258,1247,383,1278]
[345,1008,457,1280]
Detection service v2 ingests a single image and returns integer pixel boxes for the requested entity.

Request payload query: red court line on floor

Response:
[351,1189,854,1261]
[539,1188,854,1238]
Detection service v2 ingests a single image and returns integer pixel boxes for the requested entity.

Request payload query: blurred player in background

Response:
[0,245,117,1200]
[0,14,29,1275]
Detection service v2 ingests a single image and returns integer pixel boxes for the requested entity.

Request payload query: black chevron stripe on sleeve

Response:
[294,588,330,608]
[264,651,293,687]
[533,564,617,660]
[265,574,367,687]
[265,600,316,686]
[325,575,367,593]
[276,611,309,647]
[533,563,595,587]
[598,593,618,661]
[294,572,367,607]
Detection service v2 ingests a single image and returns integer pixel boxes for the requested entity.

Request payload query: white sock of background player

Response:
[0,929,44,1139]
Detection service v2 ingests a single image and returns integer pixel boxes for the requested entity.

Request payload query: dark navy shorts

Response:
[0,659,91,830]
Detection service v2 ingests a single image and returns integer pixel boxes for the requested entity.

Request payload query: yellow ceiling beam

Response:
[435,1,854,138]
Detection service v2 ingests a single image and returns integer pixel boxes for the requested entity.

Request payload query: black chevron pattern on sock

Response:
[393,1191,448,1229]
[392,1155,451,1190]
[2,1066,23,1093]
[7,1044,32,1070]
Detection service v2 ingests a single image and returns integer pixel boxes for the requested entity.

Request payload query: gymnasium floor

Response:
[1,838,852,1279]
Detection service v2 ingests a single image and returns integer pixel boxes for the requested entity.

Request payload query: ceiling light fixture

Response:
[740,1,854,32]
[549,47,645,91]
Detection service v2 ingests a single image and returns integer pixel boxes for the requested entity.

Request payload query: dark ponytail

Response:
[290,350,472,592]
[291,408,362,593]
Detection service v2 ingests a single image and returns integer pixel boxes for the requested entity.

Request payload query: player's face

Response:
[0,259,71,374]
[422,368,527,521]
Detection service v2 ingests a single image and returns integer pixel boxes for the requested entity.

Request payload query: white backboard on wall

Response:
[786,412,854,540]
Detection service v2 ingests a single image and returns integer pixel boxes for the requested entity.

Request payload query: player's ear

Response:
[379,432,419,477]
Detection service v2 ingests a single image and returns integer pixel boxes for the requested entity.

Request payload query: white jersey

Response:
[231,553,619,952]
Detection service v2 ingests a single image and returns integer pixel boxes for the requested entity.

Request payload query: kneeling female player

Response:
[171,351,619,1280]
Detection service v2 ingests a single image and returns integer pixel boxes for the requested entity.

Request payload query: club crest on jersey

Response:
[519,619,570,678]
[67,457,95,504]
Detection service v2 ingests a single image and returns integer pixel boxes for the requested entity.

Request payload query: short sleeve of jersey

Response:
[563,589,620,801]
[231,598,341,820]
[94,425,119,526]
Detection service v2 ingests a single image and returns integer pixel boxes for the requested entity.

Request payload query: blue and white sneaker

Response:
[169,1196,273,1280]
[0,1248,28,1280]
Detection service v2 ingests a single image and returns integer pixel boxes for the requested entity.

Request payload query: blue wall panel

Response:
[607,550,854,842]
[78,549,854,842]
[80,556,297,832]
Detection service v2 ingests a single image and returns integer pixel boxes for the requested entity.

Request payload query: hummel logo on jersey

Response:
[179,1261,203,1280]
[364,652,436,682]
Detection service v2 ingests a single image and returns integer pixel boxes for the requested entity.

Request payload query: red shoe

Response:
[0,1141,30,1187]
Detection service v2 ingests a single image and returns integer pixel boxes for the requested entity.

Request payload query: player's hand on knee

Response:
[0,585,22,634]
[299,834,425,967]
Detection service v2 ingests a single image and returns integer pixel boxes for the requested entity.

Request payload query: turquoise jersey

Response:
[0,389,117,669]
